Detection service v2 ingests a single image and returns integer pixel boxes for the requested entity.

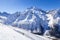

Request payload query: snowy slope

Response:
[0,23,32,40]
[0,16,7,23]
[0,23,51,40]
[46,9,60,29]
[0,12,9,23]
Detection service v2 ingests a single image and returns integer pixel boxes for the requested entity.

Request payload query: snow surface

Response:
[0,16,7,19]
[0,23,51,40]
[46,9,60,28]
[0,23,32,40]
[0,16,7,23]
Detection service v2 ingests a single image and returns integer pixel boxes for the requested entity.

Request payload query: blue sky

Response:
[0,0,60,13]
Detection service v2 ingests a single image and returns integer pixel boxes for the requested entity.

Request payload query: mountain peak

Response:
[25,6,46,13]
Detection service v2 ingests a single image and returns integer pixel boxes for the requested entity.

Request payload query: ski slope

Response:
[0,23,51,40]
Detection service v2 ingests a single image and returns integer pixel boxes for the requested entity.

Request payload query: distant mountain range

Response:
[0,7,60,34]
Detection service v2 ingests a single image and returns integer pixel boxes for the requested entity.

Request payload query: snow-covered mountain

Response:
[0,7,60,36]
[46,9,60,27]
[0,12,10,23]
[0,12,20,25]
[5,12,20,25]
[12,7,50,34]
